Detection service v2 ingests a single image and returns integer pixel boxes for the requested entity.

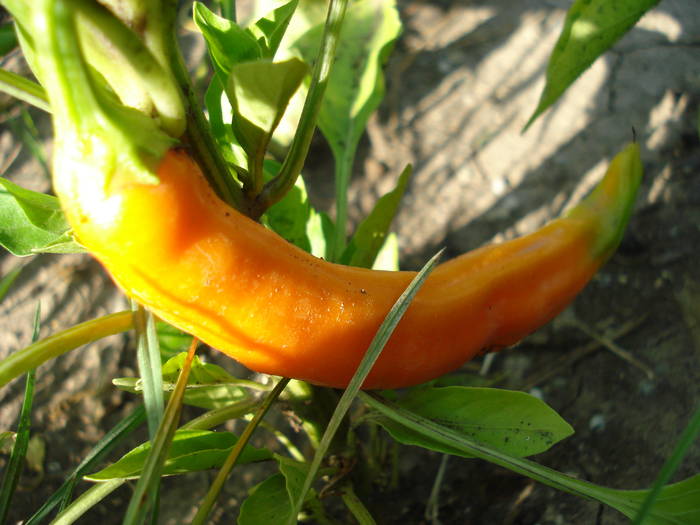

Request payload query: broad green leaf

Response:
[372,232,399,271]
[0,178,84,256]
[239,474,292,525]
[246,0,299,59]
[86,429,271,481]
[203,73,243,168]
[156,321,193,362]
[261,160,311,251]
[305,208,335,260]
[525,0,661,130]
[227,58,309,182]
[238,455,311,525]
[374,387,573,458]
[193,2,261,78]
[621,474,700,524]
[341,164,411,268]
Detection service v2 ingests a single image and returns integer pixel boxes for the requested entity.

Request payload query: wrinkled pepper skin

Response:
[53,143,642,389]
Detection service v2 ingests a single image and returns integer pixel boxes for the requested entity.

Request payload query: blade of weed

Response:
[632,403,700,524]
[122,339,199,525]
[287,249,443,524]
[192,376,291,525]
[0,304,40,522]
[22,405,145,523]
[0,264,23,302]
[0,68,50,112]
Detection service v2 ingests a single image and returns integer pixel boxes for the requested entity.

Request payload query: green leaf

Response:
[341,164,411,268]
[372,232,399,271]
[239,474,292,524]
[292,0,401,258]
[246,0,299,59]
[87,429,271,481]
[623,474,700,524]
[227,58,309,184]
[155,321,193,362]
[373,387,573,458]
[193,2,261,78]
[114,352,254,410]
[0,265,22,303]
[305,209,335,260]
[238,456,311,525]
[524,0,661,130]
[203,72,243,168]
[261,160,311,251]
[0,178,84,256]
[0,23,18,57]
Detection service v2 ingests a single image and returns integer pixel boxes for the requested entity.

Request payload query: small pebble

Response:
[589,413,606,432]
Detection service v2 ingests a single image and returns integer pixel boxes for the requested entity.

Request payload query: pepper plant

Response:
[0,0,698,524]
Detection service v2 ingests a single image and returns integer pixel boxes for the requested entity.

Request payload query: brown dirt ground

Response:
[2,1,700,524]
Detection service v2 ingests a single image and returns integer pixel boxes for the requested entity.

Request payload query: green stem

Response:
[123,339,199,524]
[0,68,50,112]
[168,33,246,212]
[340,483,376,525]
[0,311,133,388]
[331,142,356,261]
[254,0,349,218]
[182,396,260,430]
[192,377,291,525]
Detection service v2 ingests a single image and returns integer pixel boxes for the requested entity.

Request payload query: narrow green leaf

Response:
[8,109,50,179]
[193,1,261,78]
[626,475,700,525]
[632,404,700,524]
[227,57,309,189]
[246,0,299,59]
[0,68,50,112]
[132,304,164,438]
[0,305,39,523]
[524,0,661,130]
[0,311,132,388]
[0,178,83,256]
[0,265,22,303]
[203,72,243,169]
[122,343,198,524]
[25,406,146,524]
[341,164,411,268]
[372,386,573,458]
[87,429,271,481]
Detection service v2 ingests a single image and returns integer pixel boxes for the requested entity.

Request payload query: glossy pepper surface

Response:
[33,0,643,389]
[55,144,642,389]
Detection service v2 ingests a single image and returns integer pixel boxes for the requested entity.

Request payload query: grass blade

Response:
[23,405,146,524]
[192,376,291,525]
[0,68,50,112]
[122,339,199,524]
[287,249,443,524]
[632,403,700,524]
[0,264,23,302]
[0,304,40,522]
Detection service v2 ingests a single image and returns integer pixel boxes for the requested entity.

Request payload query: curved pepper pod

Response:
[53,143,643,389]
